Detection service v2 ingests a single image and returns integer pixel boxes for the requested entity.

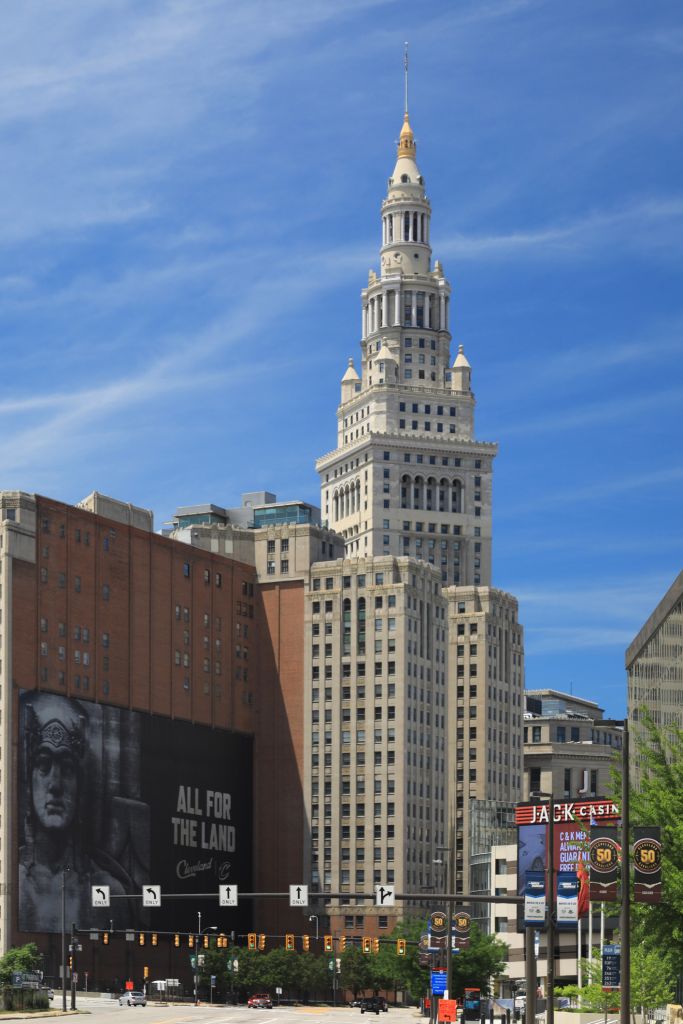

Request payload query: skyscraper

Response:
[312,91,524,916]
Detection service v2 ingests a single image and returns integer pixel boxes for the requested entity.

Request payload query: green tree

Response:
[0,944,42,987]
[298,953,330,1001]
[258,946,302,997]
[340,944,373,997]
[630,942,675,1015]
[390,916,430,1001]
[556,953,618,1016]
[449,923,508,997]
[628,714,683,970]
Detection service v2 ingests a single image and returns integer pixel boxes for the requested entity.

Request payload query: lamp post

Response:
[194,915,217,1006]
[434,844,454,1000]
[530,790,555,1024]
[60,866,70,1013]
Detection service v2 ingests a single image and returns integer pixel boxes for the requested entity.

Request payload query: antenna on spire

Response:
[403,41,409,115]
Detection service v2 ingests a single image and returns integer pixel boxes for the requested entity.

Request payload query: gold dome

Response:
[397,113,416,159]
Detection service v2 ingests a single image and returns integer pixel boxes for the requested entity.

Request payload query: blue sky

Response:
[2,0,682,718]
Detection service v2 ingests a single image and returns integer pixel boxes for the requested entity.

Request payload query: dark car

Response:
[361,997,386,1014]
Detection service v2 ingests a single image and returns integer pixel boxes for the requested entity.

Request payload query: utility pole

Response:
[620,722,630,1024]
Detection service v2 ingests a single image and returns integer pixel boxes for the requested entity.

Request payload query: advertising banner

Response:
[589,826,620,902]
[524,870,546,926]
[633,826,662,904]
[556,871,579,928]
[452,910,471,949]
[18,690,253,935]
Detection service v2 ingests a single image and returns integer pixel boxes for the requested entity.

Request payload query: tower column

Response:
[362,304,367,339]
[440,293,446,330]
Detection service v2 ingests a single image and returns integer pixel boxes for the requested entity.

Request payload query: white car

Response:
[119,992,147,1007]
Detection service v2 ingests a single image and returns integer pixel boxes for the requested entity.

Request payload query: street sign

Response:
[439,999,458,1022]
[142,885,161,907]
[126,931,135,942]
[602,944,621,990]
[91,884,110,908]
[431,970,447,995]
[219,884,238,907]
[289,884,308,907]
[210,976,216,987]
[375,884,395,906]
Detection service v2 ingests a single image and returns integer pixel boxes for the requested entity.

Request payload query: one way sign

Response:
[142,885,161,907]
[91,885,110,907]
[289,884,308,907]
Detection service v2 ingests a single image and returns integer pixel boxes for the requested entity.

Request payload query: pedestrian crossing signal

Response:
[247,933,257,951]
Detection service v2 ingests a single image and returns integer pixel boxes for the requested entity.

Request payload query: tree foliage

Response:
[0,944,42,987]
[627,712,683,969]
[556,946,675,1015]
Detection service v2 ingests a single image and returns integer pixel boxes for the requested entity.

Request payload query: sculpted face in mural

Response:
[19,693,131,933]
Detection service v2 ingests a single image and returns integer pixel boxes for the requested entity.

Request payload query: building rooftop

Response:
[625,568,683,669]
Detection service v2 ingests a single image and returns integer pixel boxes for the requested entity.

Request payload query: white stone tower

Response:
[316,104,496,588]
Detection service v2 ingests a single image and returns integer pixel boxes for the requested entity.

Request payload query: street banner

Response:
[452,910,471,948]
[589,826,620,901]
[633,826,662,904]
[524,870,546,926]
[556,871,579,928]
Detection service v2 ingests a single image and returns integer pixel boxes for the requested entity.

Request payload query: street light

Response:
[194,913,217,1006]
[308,915,319,941]
[60,866,71,1013]
[530,790,556,1024]
[435,841,454,1003]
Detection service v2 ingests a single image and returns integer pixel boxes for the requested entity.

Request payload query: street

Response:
[62,996,420,1024]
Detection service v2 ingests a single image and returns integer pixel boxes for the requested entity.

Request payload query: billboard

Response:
[18,690,252,935]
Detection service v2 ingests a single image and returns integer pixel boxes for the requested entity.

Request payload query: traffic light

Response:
[151,933,158,947]
[285,934,294,951]
[143,966,149,980]
[302,934,310,952]
[68,956,73,970]
[248,933,257,951]
[188,934,194,948]
[324,935,333,953]
[373,938,380,954]
[203,934,209,949]
[138,933,145,946]
[339,936,346,952]
[102,931,109,945]
[217,934,226,948]
[362,936,371,954]
[396,938,407,956]
[174,934,180,947]
[258,934,266,951]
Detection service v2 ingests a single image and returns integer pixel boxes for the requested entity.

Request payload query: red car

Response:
[248,994,273,1009]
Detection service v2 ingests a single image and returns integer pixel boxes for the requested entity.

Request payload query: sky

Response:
[1,0,682,719]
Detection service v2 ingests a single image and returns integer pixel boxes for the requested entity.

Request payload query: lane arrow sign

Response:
[219,884,238,907]
[289,884,308,907]
[375,884,395,907]
[91,884,110,908]
[142,885,161,907]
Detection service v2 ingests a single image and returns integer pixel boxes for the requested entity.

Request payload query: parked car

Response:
[119,992,147,1007]
[248,993,273,1009]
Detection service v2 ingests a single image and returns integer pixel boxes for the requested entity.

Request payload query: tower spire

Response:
[397,42,416,160]
[404,41,409,116]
